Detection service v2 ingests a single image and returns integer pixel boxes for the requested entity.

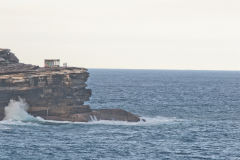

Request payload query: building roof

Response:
[45,59,60,61]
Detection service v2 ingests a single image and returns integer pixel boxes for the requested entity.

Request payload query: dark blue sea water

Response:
[1,69,240,160]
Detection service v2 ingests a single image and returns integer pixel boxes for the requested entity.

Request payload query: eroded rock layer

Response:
[0,49,140,122]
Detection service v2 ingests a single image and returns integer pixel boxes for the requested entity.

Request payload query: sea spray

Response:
[41,116,181,126]
[83,116,181,126]
[4,98,35,121]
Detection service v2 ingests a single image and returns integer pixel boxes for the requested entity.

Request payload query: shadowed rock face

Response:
[0,49,140,122]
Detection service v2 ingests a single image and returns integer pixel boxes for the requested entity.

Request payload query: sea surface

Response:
[1,69,240,160]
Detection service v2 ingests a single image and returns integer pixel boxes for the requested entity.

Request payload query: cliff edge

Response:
[0,49,140,122]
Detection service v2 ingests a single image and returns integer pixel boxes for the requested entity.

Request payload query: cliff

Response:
[0,49,140,122]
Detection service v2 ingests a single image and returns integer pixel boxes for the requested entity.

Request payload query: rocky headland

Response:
[0,48,141,122]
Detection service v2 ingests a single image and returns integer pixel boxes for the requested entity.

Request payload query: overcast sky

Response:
[0,0,240,70]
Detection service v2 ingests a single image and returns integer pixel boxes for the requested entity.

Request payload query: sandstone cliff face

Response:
[0,49,140,122]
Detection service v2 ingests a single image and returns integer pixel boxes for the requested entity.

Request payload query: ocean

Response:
[1,69,240,160]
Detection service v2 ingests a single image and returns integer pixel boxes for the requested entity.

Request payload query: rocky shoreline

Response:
[0,49,141,122]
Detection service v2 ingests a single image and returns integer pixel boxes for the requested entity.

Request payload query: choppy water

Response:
[1,69,240,160]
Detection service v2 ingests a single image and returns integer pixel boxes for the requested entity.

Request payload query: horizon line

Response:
[87,67,240,72]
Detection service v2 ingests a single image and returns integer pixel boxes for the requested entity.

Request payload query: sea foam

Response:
[83,116,180,126]
[42,116,181,126]
[3,98,36,121]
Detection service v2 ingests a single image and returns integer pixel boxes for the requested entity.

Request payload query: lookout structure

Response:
[44,59,60,68]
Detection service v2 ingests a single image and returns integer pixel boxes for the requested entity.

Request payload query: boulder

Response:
[0,49,19,64]
[91,109,140,122]
[8,52,19,63]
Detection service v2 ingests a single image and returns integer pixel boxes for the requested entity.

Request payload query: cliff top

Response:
[0,49,87,75]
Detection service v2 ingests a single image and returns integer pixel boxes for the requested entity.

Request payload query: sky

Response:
[0,0,240,70]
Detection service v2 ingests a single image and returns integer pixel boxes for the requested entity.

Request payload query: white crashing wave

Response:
[3,98,36,121]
